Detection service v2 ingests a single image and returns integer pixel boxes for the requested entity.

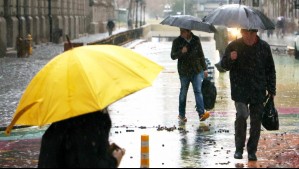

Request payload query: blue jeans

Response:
[179,72,205,118]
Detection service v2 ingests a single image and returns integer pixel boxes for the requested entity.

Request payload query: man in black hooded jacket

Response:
[221,29,276,161]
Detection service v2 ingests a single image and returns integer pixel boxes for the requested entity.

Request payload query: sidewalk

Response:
[72,27,128,45]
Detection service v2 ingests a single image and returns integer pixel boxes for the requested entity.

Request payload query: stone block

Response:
[0,17,7,57]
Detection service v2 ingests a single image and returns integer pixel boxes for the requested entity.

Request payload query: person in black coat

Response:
[107,20,115,36]
[221,29,276,161]
[38,108,125,168]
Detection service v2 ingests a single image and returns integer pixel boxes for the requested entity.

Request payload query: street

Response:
[0,32,299,168]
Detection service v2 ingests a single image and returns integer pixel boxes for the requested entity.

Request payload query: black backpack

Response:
[202,79,217,110]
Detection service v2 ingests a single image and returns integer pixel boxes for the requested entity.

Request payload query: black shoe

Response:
[234,151,243,159]
[248,153,257,161]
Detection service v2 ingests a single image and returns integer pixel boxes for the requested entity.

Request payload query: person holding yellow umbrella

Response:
[38,108,125,168]
[5,45,163,168]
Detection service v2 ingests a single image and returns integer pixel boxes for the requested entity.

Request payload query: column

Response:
[24,0,33,36]
[38,0,46,42]
[68,0,75,39]
[98,0,107,33]
[52,0,63,43]
[61,0,69,41]
[74,0,79,38]
[31,0,40,44]
[89,0,99,34]
[0,0,6,57]
[6,0,18,48]
[18,0,26,37]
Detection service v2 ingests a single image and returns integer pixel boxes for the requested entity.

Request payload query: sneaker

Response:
[178,115,187,122]
[199,112,210,121]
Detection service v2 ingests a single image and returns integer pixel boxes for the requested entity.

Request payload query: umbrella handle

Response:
[66,35,73,49]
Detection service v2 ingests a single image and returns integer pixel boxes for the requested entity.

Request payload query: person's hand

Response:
[204,70,208,78]
[182,46,188,54]
[230,51,238,60]
[110,143,125,167]
[268,93,276,99]
[112,148,125,167]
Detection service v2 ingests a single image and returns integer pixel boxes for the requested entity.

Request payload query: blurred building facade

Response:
[0,0,115,57]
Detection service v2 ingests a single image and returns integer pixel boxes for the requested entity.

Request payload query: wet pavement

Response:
[0,30,299,168]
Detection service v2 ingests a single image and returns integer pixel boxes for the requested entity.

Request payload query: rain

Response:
[1,0,299,168]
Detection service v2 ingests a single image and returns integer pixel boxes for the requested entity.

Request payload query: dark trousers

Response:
[234,102,263,154]
[108,29,113,36]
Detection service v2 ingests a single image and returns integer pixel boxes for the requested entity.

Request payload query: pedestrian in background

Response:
[171,28,210,123]
[38,108,126,168]
[107,20,115,36]
[220,29,276,161]
[127,18,133,29]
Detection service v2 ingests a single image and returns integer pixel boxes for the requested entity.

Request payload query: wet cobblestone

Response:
[0,44,64,127]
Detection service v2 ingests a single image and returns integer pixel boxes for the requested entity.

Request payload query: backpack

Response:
[202,79,217,110]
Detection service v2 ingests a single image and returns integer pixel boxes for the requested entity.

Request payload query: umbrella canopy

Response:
[160,15,217,33]
[203,4,275,30]
[5,45,163,134]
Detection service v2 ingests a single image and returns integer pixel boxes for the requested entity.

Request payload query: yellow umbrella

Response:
[5,45,163,135]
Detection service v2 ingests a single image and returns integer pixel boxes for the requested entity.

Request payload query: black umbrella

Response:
[203,4,275,30]
[160,15,217,33]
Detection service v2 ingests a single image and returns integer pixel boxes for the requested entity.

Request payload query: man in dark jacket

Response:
[221,29,276,161]
[107,20,115,36]
[171,28,209,122]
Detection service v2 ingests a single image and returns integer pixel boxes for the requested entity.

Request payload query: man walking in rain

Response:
[171,28,210,122]
[220,29,276,161]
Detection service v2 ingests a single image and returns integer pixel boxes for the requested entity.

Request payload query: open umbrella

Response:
[5,45,163,134]
[203,4,275,30]
[160,15,217,33]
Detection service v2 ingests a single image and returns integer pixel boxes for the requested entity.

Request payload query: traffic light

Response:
[252,0,259,7]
